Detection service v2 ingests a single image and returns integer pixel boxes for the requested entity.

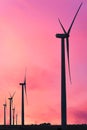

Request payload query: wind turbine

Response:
[3,99,7,125]
[56,3,83,129]
[19,69,27,125]
[8,92,16,125]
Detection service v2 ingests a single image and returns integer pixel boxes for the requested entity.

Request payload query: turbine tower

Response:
[3,99,7,125]
[19,69,27,125]
[8,92,15,125]
[55,3,83,129]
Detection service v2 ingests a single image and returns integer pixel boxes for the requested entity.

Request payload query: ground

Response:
[0,124,87,130]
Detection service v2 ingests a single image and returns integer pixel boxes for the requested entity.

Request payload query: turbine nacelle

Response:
[8,97,12,100]
[56,33,69,39]
[19,83,24,86]
[3,104,7,107]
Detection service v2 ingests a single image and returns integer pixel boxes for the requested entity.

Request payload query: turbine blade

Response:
[24,68,28,104]
[68,2,83,34]
[12,91,16,98]
[25,91,28,105]
[9,92,11,97]
[66,38,72,84]
[58,18,67,34]
[24,68,26,94]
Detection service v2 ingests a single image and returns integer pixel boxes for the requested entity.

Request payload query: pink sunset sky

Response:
[0,0,87,125]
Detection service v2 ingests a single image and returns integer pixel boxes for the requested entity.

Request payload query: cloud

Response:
[27,105,59,124]
[67,104,87,124]
[73,110,87,124]
[27,65,58,91]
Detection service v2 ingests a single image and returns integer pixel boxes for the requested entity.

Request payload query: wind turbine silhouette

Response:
[56,2,83,129]
[19,69,27,125]
[8,92,16,125]
[3,99,7,125]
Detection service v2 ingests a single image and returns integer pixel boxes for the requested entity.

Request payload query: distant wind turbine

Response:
[3,99,7,125]
[55,2,83,129]
[8,92,16,125]
[19,69,27,125]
